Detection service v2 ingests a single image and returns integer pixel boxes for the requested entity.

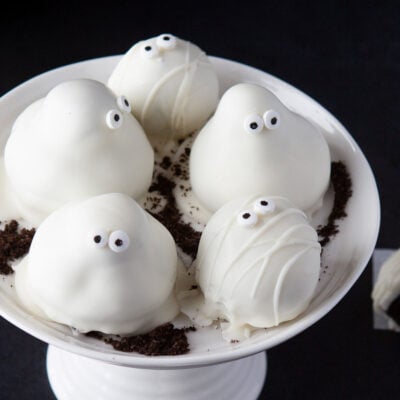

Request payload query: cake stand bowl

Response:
[0,56,380,399]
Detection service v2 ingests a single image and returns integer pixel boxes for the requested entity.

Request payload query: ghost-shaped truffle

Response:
[180,195,321,341]
[189,83,331,214]
[15,193,179,335]
[372,249,400,330]
[108,33,219,144]
[3,79,154,225]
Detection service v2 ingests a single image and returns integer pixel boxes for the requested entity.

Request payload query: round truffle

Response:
[188,195,321,340]
[15,193,179,335]
[108,33,219,144]
[189,83,331,214]
[4,79,154,225]
[372,249,400,330]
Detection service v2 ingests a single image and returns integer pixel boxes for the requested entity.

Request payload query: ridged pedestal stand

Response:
[47,345,267,400]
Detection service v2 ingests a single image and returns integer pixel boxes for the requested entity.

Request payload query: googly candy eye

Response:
[117,95,131,113]
[106,109,123,129]
[244,114,264,134]
[156,34,177,50]
[237,210,258,227]
[91,230,109,248]
[263,110,280,130]
[109,230,130,253]
[141,44,160,59]
[254,198,276,215]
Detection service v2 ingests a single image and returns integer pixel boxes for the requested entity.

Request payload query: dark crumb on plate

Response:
[87,323,195,356]
[0,220,35,275]
[318,161,352,247]
[230,339,240,344]
[149,174,201,259]
[85,331,104,340]
[159,156,172,170]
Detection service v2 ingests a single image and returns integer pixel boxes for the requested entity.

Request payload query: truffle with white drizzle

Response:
[372,249,400,330]
[15,193,179,335]
[108,33,219,144]
[3,79,154,225]
[189,83,331,215]
[180,195,321,341]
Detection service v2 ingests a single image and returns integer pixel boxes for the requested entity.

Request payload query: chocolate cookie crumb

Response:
[149,175,201,259]
[160,156,172,170]
[318,161,352,247]
[0,220,35,275]
[85,331,104,340]
[89,323,194,356]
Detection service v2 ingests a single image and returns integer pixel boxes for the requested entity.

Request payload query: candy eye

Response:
[244,114,264,134]
[117,95,131,113]
[141,44,160,59]
[254,198,276,215]
[237,210,258,227]
[109,230,130,253]
[91,230,108,248]
[106,109,123,129]
[156,34,177,50]
[263,110,280,130]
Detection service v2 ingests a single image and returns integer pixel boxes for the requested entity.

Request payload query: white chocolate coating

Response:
[108,34,219,143]
[182,196,321,341]
[372,248,400,330]
[4,79,154,225]
[15,193,179,335]
[190,83,331,214]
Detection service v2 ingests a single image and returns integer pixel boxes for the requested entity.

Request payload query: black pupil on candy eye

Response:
[115,239,123,247]
[260,200,268,206]
[145,46,152,51]
[250,122,258,130]
[94,235,102,244]
[271,117,277,125]
[114,114,120,122]
[163,36,170,41]
[242,213,251,219]
[124,99,129,107]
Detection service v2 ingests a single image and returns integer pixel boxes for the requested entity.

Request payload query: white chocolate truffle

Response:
[15,193,179,335]
[189,83,331,214]
[372,249,400,330]
[108,34,219,143]
[184,196,321,341]
[4,79,154,225]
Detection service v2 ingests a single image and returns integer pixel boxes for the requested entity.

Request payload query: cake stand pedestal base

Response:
[46,345,267,400]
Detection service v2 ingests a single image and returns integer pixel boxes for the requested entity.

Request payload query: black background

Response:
[0,1,399,399]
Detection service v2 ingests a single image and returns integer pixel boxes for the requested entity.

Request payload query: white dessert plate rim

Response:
[0,55,380,369]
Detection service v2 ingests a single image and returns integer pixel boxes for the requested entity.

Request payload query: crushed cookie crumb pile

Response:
[0,220,35,275]
[318,161,352,247]
[86,323,196,356]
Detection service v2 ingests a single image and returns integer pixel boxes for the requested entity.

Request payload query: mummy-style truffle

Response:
[190,83,331,214]
[108,34,219,143]
[4,79,154,225]
[181,196,321,341]
[15,193,179,335]
[372,249,400,330]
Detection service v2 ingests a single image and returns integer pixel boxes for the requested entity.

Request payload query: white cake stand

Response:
[0,56,380,400]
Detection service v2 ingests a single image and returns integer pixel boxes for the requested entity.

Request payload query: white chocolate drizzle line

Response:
[229,208,307,269]
[219,224,318,300]
[171,41,194,134]
[272,245,317,324]
[220,224,319,298]
[141,46,211,138]
[202,196,257,290]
